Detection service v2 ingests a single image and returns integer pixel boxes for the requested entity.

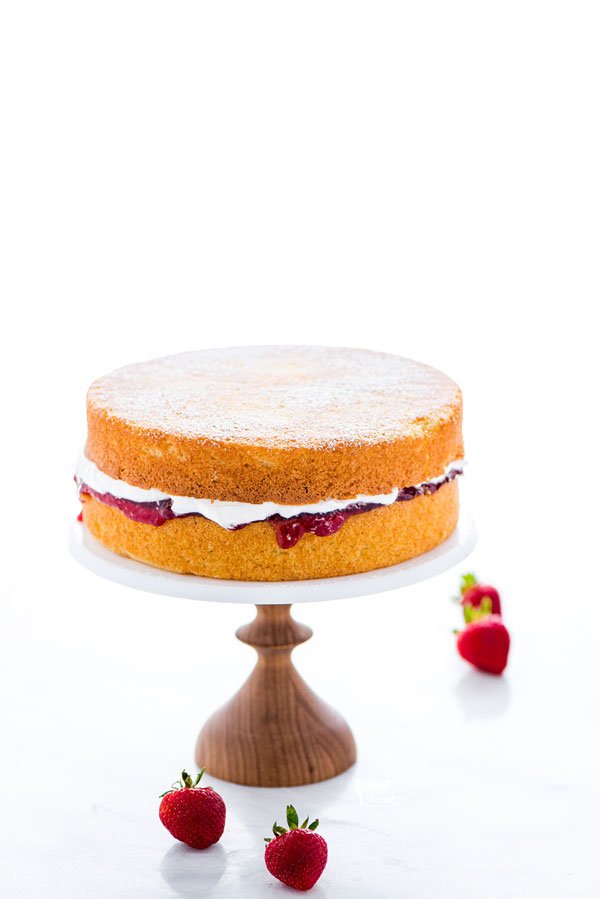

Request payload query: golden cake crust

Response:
[81,480,459,581]
[85,346,463,503]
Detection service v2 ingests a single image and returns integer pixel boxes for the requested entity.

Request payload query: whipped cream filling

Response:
[76,454,464,530]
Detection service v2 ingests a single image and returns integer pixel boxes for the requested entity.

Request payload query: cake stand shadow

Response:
[69,511,476,787]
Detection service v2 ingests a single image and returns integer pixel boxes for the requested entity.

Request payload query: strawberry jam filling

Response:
[80,485,176,526]
[78,466,461,549]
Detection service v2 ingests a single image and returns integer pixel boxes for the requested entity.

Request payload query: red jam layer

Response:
[80,486,176,526]
[78,466,462,549]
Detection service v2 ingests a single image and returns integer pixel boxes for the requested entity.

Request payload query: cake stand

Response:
[69,512,476,787]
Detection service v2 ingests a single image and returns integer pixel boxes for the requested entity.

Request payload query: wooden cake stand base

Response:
[195,604,356,786]
[69,511,475,787]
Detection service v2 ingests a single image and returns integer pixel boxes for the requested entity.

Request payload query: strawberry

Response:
[458,572,502,617]
[159,769,225,849]
[264,805,327,891]
[456,615,510,675]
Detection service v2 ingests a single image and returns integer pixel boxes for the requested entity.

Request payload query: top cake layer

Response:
[85,346,463,503]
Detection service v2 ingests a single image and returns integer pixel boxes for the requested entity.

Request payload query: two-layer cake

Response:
[76,346,464,580]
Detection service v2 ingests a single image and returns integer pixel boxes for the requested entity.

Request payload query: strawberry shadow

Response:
[269,882,328,896]
[453,668,511,720]
[160,841,226,896]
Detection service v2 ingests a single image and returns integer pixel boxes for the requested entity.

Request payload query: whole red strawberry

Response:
[159,769,225,849]
[459,573,502,616]
[264,805,327,891]
[457,615,510,675]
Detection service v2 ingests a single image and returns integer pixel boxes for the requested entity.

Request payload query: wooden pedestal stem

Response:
[195,604,357,787]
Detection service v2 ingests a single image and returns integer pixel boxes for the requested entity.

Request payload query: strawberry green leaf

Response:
[286,805,299,829]
[160,769,206,797]
[308,819,319,831]
[463,603,476,624]
[480,596,493,615]
[460,573,478,594]
[301,817,309,829]
[463,601,493,625]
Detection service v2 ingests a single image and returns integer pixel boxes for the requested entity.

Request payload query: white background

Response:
[1,2,598,897]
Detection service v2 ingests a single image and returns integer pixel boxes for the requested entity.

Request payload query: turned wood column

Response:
[195,604,356,786]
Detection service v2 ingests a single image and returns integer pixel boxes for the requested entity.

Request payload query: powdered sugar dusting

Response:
[87,346,461,448]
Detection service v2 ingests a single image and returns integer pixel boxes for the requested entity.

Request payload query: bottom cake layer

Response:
[81,480,458,581]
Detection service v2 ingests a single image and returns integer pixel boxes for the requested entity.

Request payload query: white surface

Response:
[68,511,476,604]
[1,553,599,898]
[2,1,599,895]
